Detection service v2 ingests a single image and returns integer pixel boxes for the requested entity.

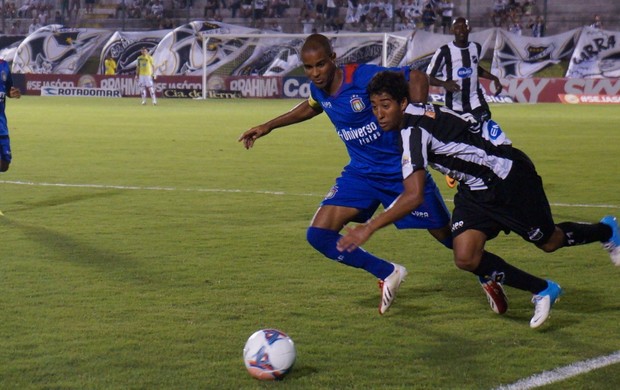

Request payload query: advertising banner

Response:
[22,74,202,97]
[480,77,620,103]
[558,94,620,104]
[16,74,620,102]
[41,86,122,97]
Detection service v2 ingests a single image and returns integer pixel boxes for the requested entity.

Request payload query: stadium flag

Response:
[99,30,171,75]
[12,25,112,74]
[566,27,620,78]
[229,34,305,77]
[491,28,580,78]
[152,21,260,76]
[0,35,26,66]
[398,28,496,70]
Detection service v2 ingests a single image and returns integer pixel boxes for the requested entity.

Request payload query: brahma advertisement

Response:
[15,73,620,103]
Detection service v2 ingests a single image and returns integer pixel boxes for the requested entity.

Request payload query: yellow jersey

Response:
[104,58,117,75]
[136,54,154,76]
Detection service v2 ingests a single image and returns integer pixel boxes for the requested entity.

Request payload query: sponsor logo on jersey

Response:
[486,120,502,140]
[337,122,380,145]
[350,94,365,112]
[457,67,473,78]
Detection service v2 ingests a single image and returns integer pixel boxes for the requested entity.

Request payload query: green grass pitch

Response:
[1,96,619,389]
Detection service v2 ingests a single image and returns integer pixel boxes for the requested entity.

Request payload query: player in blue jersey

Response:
[337,70,620,328]
[239,34,508,315]
[0,59,21,173]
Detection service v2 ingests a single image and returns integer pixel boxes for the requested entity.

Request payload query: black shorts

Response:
[451,148,556,245]
[455,106,492,123]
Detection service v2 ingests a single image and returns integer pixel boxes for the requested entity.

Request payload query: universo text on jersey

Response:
[337,122,383,145]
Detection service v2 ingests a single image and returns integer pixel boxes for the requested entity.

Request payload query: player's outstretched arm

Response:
[238,100,321,149]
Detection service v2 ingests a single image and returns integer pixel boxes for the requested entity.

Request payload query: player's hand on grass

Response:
[238,125,271,149]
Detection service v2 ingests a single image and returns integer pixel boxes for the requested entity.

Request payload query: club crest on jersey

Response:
[324,185,338,200]
[350,95,365,112]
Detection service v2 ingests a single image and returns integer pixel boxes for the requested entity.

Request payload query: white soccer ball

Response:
[243,328,296,380]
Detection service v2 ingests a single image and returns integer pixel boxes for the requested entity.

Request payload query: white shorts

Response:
[138,75,154,88]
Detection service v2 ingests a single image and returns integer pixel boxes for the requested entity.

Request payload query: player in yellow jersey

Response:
[104,54,117,75]
[135,47,157,105]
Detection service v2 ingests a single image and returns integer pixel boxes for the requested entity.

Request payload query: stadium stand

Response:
[3,0,618,34]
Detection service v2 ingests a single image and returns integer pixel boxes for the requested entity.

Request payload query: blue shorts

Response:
[0,136,11,163]
[320,170,451,230]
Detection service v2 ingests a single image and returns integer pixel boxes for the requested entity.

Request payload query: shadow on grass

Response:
[3,190,125,212]
[0,214,159,286]
[286,365,319,381]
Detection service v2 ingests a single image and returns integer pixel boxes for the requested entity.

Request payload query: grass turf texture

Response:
[1,97,618,389]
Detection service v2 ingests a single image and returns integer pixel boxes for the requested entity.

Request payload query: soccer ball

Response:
[243,329,296,380]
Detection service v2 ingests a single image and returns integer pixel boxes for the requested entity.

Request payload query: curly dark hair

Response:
[366,71,409,103]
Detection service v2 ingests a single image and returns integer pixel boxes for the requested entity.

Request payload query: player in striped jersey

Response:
[338,71,620,328]
[240,34,490,316]
[427,17,503,189]
[426,17,502,123]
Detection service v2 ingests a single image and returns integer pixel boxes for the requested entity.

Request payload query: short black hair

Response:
[367,71,409,103]
[301,34,333,57]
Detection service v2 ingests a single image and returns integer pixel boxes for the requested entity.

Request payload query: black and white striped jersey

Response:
[400,103,512,191]
[426,41,490,114]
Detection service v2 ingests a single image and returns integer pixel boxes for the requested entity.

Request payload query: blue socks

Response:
[439,235,453,249]
[306,227,393,279]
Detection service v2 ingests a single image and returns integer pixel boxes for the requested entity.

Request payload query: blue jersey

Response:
[0,60,14,137]
[309,63,410,181]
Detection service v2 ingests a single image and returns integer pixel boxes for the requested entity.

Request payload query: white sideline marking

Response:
[0,180,618,209]
[495,351,620,390]
[0,180,315,197]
